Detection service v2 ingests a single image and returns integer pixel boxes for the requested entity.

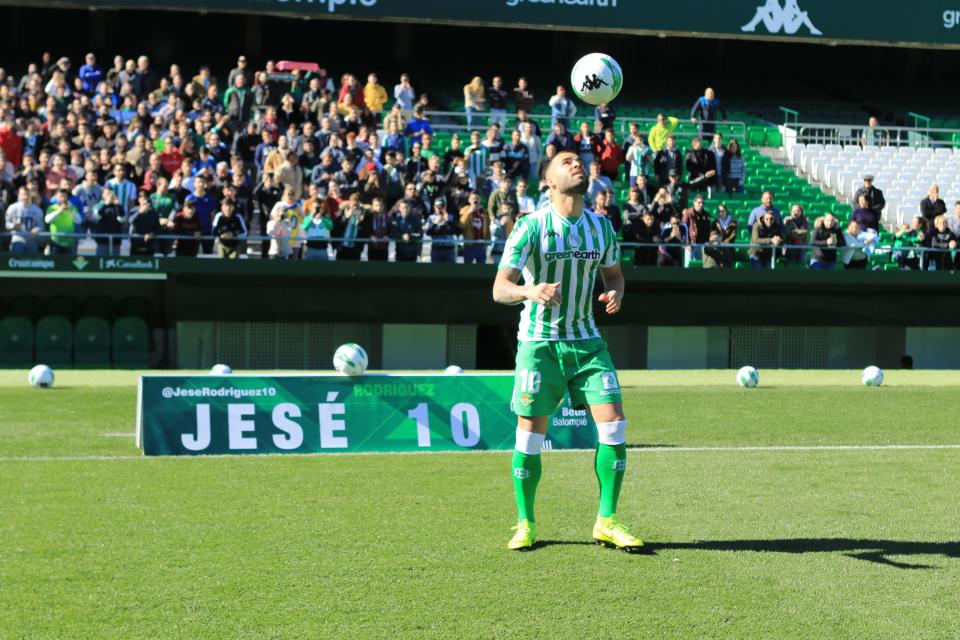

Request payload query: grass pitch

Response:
[2,370,960,639]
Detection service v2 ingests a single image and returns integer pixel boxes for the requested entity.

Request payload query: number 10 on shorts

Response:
[518,369,541,393]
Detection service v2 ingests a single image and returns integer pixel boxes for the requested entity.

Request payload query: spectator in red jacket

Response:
[338,73,364,109]
[0,116,23,168]
[597,129,625,182]
[159,137,184,176]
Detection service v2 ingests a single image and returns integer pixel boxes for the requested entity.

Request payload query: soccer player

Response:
[493,150,644,552]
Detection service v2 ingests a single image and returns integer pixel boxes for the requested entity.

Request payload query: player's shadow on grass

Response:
[649,538,960,569]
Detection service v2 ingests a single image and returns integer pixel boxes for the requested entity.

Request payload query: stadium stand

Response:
[789,143,960,227]
[0,47,956,282]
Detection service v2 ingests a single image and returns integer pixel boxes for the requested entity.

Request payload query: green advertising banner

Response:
[137,374,597,456]
[7,0,960,47]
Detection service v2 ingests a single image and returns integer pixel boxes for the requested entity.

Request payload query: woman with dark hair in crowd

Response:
[712,203,738,265]
[723,139,745,193]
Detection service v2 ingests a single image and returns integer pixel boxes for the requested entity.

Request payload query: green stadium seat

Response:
[35,315,73,368]
[112,316,150,369]
[0,316,34,368]
[74,316,111,369]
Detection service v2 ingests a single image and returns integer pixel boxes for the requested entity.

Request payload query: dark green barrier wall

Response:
[3,257,960,328]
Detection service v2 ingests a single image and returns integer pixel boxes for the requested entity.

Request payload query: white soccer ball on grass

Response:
[570,53,623,106]
[334,343,368,376]
[861,366,884,387]
[28,364,55,389]
[736,366,759,388]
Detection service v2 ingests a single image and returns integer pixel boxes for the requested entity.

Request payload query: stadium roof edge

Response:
[2,0,960,51]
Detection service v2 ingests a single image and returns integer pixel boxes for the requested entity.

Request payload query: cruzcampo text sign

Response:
[137,374,596,456]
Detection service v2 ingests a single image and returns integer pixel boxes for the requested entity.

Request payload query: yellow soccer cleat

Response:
[508,519,537,551]
[593,515,646,552]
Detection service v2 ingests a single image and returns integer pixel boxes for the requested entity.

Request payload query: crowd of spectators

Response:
[0,53,954,270]
[0,52,744,263]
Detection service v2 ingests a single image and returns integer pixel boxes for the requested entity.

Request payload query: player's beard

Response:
[560,175,588,196]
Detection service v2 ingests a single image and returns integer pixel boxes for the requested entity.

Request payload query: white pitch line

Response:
[639,444,960,452]
[103,433,135,437]
[4,443,960,462]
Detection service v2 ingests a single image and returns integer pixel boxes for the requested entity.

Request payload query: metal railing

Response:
[780,106,799,129]
[1,231,954,271]
[783,122,960,148]
[420,110,747,144]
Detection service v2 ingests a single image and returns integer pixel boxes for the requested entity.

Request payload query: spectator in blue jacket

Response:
[403,106,433,146]
[185,176,217,252]
[78,53,103,95]
[690,87,727,136]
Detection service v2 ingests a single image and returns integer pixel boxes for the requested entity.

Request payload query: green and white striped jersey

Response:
[498,205,620,341]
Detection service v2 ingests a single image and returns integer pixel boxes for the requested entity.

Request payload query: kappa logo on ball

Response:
[513,468,530,480]
[601,372,619,390]
[580,73,609,93]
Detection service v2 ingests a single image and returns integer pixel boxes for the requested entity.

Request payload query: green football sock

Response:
[512,450,542,523]
[595,443,626,518]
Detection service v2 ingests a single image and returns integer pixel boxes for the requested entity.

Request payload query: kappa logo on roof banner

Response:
[741,0,822,36]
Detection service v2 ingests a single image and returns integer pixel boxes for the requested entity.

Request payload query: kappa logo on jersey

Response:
[566,232,583,249]
[601,372,619,390]
[546,229,559,238]
[513,468,530,480]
